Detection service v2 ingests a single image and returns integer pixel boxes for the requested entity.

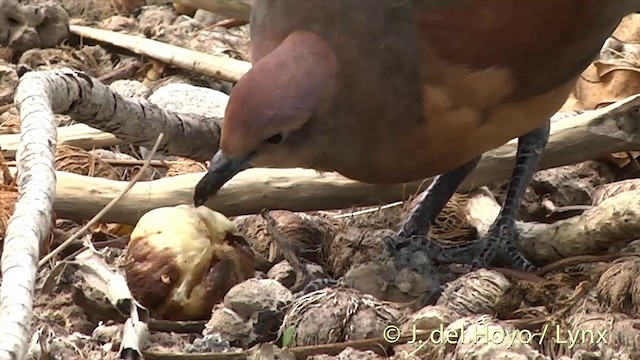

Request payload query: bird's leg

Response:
[384,157,481,304]
[388,156,481,263]
[470,121,550,271]
[395,157,481,240]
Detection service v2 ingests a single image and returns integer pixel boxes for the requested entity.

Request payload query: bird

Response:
[193,0,639,296]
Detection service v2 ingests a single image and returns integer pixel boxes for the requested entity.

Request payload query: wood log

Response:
[52,95,640,225]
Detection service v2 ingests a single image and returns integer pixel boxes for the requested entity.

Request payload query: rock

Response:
[223,278,293,319]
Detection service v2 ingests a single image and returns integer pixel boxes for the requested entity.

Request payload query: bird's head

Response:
[194,31,338,206]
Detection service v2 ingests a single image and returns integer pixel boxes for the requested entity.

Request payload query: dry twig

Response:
[70,25,251,82]
[261,210,312,293]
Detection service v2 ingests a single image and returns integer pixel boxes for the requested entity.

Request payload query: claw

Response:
[415,284,446,308]
[469,219,538,271]
[294,278,338,297]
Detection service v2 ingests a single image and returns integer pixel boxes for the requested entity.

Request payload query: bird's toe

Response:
[471,221,538,272]
[293,278,339,298]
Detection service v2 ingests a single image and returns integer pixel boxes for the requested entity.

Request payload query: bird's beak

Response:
[193,150,254,207]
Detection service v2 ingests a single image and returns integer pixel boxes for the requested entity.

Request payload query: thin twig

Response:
[536,252,640,276]
[261,210,310,292]
[332,201,404,219]
[38,133,165,267]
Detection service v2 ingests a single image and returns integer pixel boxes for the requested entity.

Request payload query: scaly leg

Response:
[470,121,550,271]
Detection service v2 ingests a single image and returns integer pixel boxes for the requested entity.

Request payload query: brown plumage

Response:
[199,0,632,186]
[194,0,638,292]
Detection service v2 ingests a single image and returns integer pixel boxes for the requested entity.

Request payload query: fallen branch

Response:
[171,0,253,21]
[70,25,251,82]
[49,94,640,224]
[0,69,58,359]
[520,190,640,262]
[4,159,173,167]
[12,68,222,162]
[464,188,640,263]
[1,124,122,159]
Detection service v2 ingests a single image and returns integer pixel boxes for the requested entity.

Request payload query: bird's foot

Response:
[293,277,339,298]
[385,218,537,307]
[384,235,450,307]
[468,217,537,272]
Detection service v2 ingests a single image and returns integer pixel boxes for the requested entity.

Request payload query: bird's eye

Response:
[265,133,285,144]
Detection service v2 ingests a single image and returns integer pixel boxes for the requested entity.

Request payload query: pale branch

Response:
[520,190,640,262]
[47,94,640,225]
[171,0,253,21]
[10,68,221,162]
[70,25,252,83]
[0,71,59,360]
[465,188,640,263]
[1,124,122,159]
[463,94,640,191]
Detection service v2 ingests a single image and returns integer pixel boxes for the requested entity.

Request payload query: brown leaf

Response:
[562,13,640,111]
[572,59,640,110]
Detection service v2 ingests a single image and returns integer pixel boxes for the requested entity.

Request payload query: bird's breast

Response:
[329,1,624,184]
[247,0,627,185]
[331,75,576,185]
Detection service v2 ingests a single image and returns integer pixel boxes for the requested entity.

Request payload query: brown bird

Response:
[194,0,638,294]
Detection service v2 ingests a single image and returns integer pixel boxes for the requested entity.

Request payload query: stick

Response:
[463,188,640,263]
[4,159,174,167]
[12,68,221,163]
[70,25,251,82]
